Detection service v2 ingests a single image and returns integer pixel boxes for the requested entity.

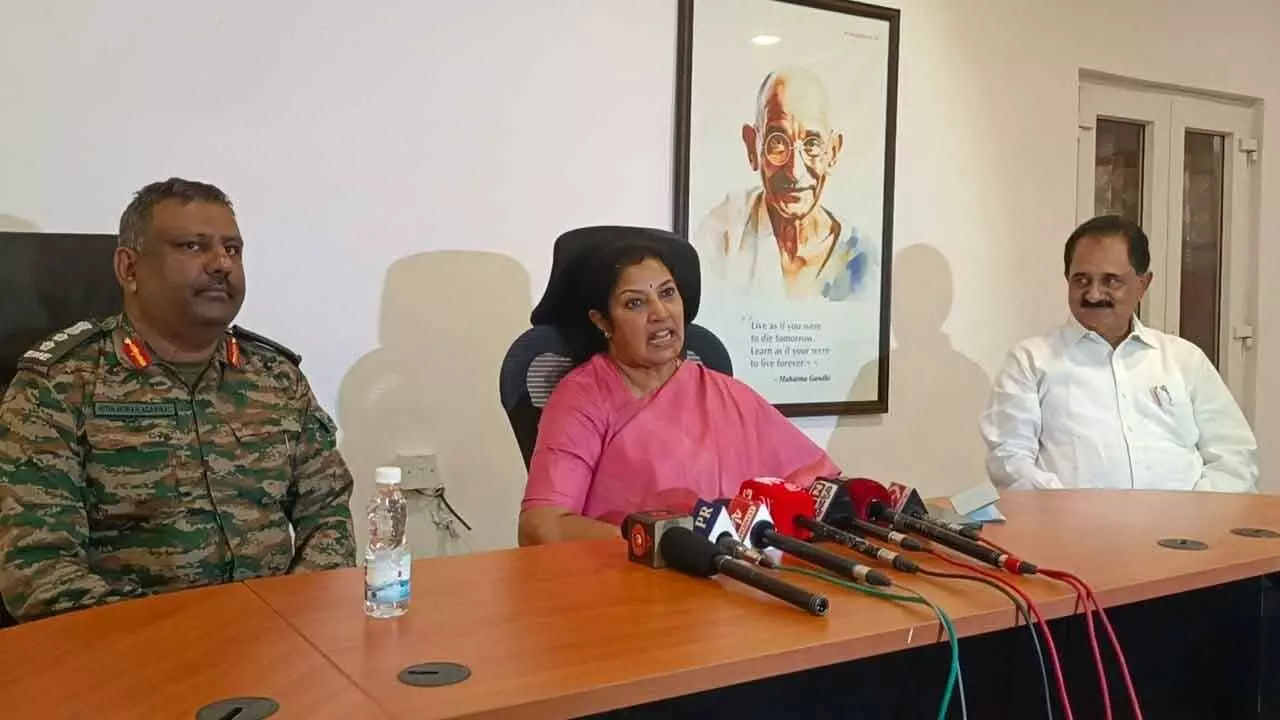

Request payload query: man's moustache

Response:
[1081,299,1114,309]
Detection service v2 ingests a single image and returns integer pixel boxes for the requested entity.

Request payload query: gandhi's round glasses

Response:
[763,132,827,167]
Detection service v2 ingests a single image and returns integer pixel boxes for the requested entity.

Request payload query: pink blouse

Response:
[521,354,841,524]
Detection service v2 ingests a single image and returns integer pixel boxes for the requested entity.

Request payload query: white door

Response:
[1077,78,1260,417]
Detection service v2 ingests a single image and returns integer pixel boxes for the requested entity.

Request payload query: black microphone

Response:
[746,518,893,588]
[691,498,777,568]
[797,516,919,573]
[870,503,1038,575]
[659,527,829,616]
[715,534,777,569]
[885,481,982,541]
[809,477,925,551]
[845,516,927,552]
[916,513,982,542]
[729,488,894,588]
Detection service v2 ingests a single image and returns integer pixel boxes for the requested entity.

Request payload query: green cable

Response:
[778,565,963,720]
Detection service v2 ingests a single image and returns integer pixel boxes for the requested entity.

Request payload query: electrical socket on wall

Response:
[394,450,440,491]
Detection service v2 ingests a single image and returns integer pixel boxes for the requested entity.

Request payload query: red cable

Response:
[1042,570,1112,720]
[980,537,1144,719]
[927,548,1075,720]
[1042,569,1144,720]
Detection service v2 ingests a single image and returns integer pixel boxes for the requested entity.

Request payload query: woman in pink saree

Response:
[519,227,840,545]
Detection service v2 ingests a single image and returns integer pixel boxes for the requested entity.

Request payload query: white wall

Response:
[3,0,1278,553]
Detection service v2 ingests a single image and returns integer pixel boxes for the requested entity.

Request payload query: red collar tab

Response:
[226,335,243,369]
[120,335,153,369]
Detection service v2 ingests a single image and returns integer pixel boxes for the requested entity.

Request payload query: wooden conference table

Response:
[0,582,384,718]
[2,489,1278,718]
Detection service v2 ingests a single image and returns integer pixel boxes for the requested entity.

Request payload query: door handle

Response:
[1232,324,1255,348]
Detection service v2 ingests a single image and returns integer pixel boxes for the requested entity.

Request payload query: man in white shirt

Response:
[981,215,1257,492]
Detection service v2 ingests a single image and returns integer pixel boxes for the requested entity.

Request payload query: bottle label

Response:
[366,553,411,604]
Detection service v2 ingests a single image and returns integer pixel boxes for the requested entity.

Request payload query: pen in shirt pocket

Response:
[1150,384,1173,408]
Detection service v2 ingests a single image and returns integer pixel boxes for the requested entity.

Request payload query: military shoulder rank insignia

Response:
[17,319,108,373]
[230,325,302,367]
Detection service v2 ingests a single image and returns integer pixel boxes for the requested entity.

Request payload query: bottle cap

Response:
[375,466,403,485]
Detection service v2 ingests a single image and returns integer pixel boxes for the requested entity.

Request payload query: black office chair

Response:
[1,232,120,393]
[499,323,732,469]
[497,225,731,469]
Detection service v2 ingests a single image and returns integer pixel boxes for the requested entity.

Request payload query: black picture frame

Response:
[673,0,900,417]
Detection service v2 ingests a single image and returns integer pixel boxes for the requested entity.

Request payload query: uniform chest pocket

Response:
[84,406,194,520]
[229,418,302,505]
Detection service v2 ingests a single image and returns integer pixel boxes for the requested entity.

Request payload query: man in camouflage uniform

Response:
[0,178,355,622]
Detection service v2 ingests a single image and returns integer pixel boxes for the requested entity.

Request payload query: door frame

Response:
[1076,73,1261,415]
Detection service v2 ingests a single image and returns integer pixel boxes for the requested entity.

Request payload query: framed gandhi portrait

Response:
[673,0,899,416]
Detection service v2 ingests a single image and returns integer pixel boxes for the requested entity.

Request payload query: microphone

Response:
[658,526,829,616]
[691,498,777,568]
[887,481,982,540]
[850,484,1038,575]
[795,516,919,573]
[732,482,893,587]
[737,477,812,539]
[809,477,925,552]
[621,509,693,569]
[726,493,776,548]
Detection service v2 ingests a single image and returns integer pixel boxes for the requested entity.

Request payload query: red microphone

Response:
[845,476,893,523]
[736,479,892,587]
[809,477,925,551]
[738,477,815,540]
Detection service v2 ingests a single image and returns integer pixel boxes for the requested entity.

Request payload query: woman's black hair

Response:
[564,239,678,365]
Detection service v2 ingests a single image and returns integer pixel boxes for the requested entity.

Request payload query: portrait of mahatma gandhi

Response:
[694,67,872,303]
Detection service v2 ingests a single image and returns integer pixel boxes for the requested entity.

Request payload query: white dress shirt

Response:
[981,316,1257,492]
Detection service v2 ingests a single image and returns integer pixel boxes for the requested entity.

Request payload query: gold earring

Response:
[604,331,612,340]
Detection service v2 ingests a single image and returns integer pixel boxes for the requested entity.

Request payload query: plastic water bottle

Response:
[365,466,411,618]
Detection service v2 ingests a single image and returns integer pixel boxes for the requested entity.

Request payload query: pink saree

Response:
[522,354,840,523]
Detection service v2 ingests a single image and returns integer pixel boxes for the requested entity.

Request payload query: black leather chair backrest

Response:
[498,324,732,469]
[0,232,120,393]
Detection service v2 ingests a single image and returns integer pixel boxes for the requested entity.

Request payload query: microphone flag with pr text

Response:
[691,498,777,568]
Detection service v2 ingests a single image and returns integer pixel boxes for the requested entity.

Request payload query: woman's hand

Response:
[518,506,622,546]
[517,487,701,547]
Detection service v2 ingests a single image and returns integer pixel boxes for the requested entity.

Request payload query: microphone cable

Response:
[927,548,1074,720]
[1039,568,1143,720]
[916,565,1054,720]
[977,538,1143,720]
[777,564,967,720]
[1045,571,1110,720]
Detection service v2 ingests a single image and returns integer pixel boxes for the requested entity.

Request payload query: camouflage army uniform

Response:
[0,314,356,622]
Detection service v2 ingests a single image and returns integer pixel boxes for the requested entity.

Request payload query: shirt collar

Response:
[111,313,243,371]
[1063,313,1157,349]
